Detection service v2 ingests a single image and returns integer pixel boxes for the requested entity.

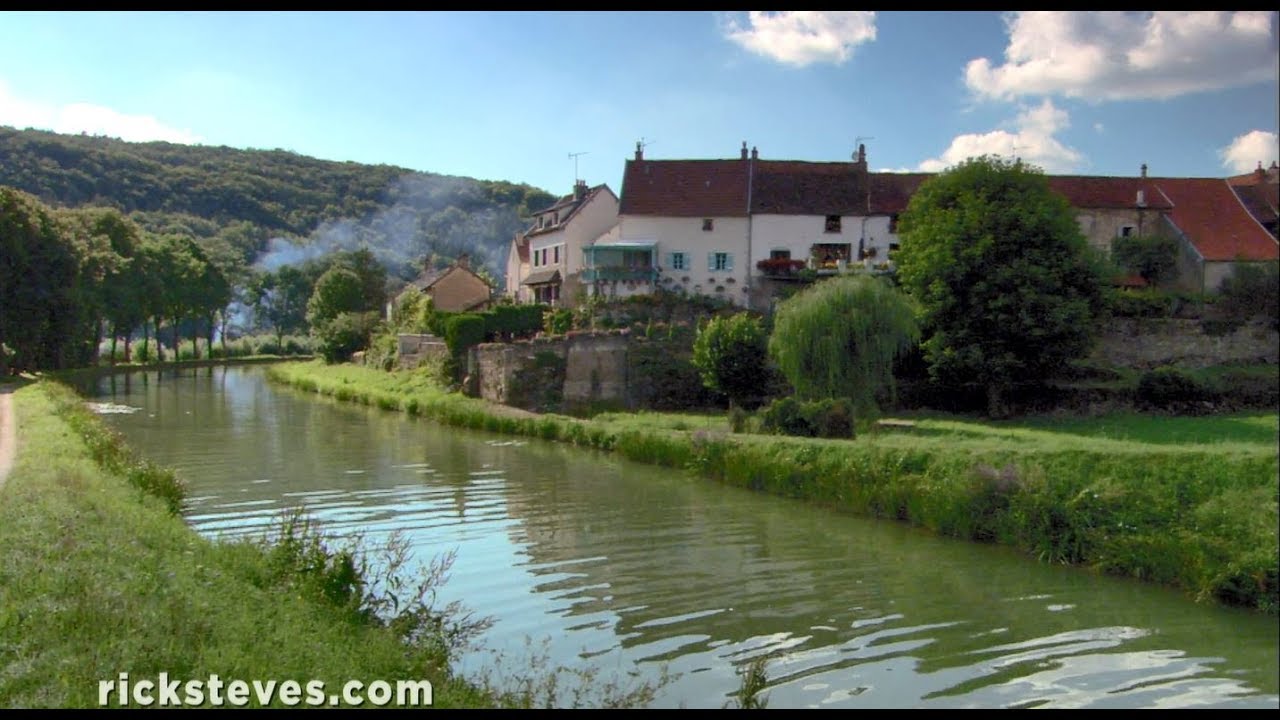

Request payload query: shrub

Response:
[543,308,573,335]
[1106,288,1175,318]
[1136,366,1206,411]
[443,313,487,358]
[1217,262,1280,331]
[759,396,855,439]
[314,312,379,364]
[484,304,545,341]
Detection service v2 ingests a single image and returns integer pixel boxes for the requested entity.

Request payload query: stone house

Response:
[410,255,492,313]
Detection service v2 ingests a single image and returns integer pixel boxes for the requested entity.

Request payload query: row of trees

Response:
[1,186,233,373]
[694,156,1110,419]
[1,185,391,375]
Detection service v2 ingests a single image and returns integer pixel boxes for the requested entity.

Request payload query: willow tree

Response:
[767,273,919,418]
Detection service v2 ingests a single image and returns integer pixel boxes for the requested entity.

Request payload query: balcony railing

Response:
[756,258,807,278]
[580,266,657,283]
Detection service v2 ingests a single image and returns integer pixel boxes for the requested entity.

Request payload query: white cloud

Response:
[0,79,202,144]
[1219,130,1280,174]
[918,99,1083,173]
[724,11,876,67]
[966,11,1278,101]
[1093,122,1104,133]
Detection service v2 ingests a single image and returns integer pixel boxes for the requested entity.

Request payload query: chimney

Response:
[1140,163,1147,178]
[573,178,587,201]
[634,141,643,161]
[741,141,748,160]
[751,146,758,160]
[457,253,470,270]
[1256,161,1267,183]
[857,143,866,165]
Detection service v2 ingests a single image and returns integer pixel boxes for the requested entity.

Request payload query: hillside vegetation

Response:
[0,126,555,278]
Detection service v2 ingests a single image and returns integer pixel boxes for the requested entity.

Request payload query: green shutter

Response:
[726,253,734,272]
[707,252,715,272]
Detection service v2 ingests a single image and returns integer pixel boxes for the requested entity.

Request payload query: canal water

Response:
[80,366,1279,709]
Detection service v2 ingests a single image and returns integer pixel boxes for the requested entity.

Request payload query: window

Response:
[1119,225,1136,238]
[709,251,733,271]
[702,218,714,232]
[770,249,791,260]
[670,252,687,270]
[889,214,899,234]
[889,242,900,253]
[553,246,560,264]
[825,215,842,233]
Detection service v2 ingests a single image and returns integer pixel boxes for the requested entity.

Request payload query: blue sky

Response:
[1,11,1277,197]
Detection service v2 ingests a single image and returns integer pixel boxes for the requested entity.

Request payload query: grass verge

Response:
[268,360,1279,614]
[0,380,494,708]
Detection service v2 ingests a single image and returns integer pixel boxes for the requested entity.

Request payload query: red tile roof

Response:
[1231,183,1279,234]
[868,173,931,214]
[525,184,614,238]
[1156,178,1279,261]
[1045,176,1173,210]
[619,159,750,217]
[752,161,867,215]
[617,154,1278,262]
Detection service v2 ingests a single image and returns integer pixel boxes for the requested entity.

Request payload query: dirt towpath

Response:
[0,385,14,491]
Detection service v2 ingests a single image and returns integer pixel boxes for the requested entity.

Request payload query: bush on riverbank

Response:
[267,361,1279,614]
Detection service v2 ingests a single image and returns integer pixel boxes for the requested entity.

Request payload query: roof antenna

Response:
[639,137,656,153]
[568,151,589,182]
[854,136,874,160]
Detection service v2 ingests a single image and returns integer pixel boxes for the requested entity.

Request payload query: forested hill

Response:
[0,126,557,281]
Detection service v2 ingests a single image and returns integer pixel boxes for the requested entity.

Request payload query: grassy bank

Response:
[0,380,492,708]
[268,360,1279,614]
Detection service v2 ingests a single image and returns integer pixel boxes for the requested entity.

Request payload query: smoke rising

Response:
[252,172,538,282]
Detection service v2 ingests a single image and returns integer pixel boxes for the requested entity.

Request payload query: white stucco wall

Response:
[528,189,620,278]
[750,214,897,274]
[503,240,530,303]
[620,215,752,306]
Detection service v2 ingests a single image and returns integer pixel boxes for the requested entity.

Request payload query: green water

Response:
[82,366,1280,709]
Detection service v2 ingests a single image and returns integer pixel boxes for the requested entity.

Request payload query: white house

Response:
[612,142,913,308]
[609,142,754,305]
[504,180,619,306]
[606,143,1279,308]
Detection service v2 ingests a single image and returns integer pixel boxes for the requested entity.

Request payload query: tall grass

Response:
[269,361,1278,614]
[0,381,496,708]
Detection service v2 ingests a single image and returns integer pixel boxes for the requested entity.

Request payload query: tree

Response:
[251,266,312,348]
[64,208,145,363]
[1111,234,1179,286]
[767,274,919,418]
[335,247,388,314]
[307,267,366,327]
[895,156,1105,417]
[692,312,768,409]
[0,187,87,372]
